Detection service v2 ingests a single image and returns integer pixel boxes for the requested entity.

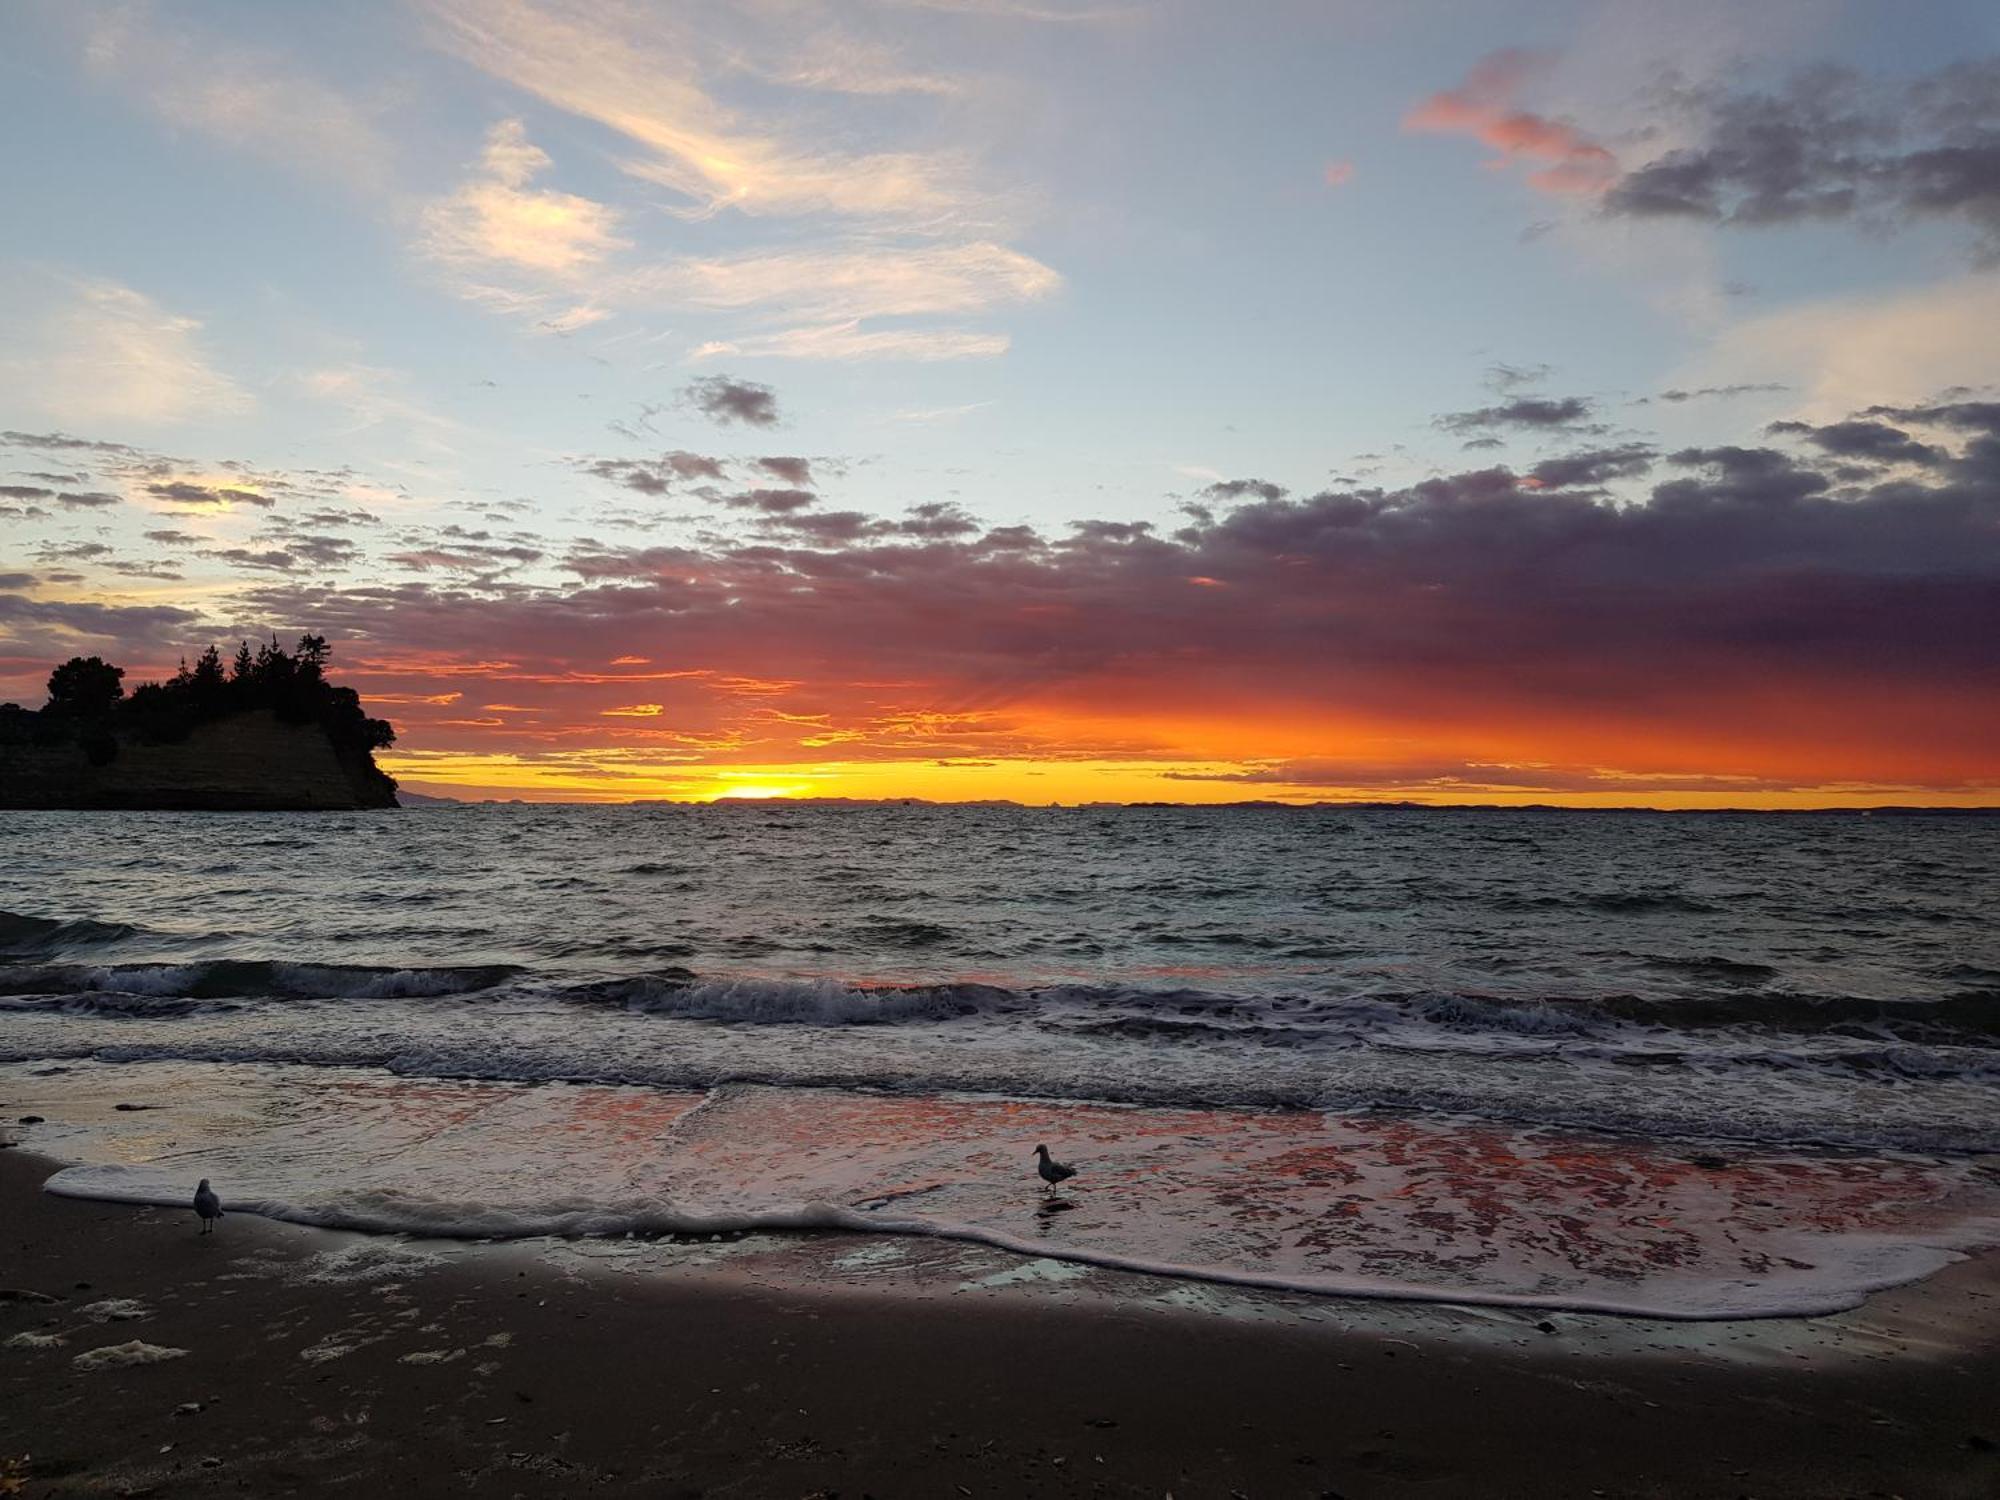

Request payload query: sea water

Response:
[3,805,1996,1318]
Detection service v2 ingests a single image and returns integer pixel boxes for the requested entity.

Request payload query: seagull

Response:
[1032,1143,1077,1195]
[193,1179,223,1235]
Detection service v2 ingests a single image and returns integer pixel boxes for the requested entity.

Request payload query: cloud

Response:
[729,487,817,514]
[1436,395,1595,432]
[81,6,394,192]
[1200,479,1287,503]
[1637,383,1789,405]
[582,451,729,496]
[1323,160,1356,189]
[1602,61,2000,258]
[1405,50,1617,195]
[1765,419,1944,467]
[683,376,780,428]
[1525,444,1654,489]
[627,241,1058,361]
[627,240,1058,321]
[754,456,815,487]
[1670,275,2000,420]
[204,399,2000,798]
[144,481,274,509]
[421,0,985,224]
[690,322,1013,361]
[423,119,627,275]
[1415,52,2000,260]
[0,276,251,428]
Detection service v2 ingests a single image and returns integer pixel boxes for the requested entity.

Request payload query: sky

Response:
[2,0,1997,806]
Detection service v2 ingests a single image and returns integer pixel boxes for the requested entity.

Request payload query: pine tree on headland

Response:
[33,635,394,760]
[42,657,125,719]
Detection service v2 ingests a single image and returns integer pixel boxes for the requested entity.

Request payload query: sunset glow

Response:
[3,3,1996,807]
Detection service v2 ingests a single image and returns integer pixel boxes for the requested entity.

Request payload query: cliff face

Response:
[0,710,398,811]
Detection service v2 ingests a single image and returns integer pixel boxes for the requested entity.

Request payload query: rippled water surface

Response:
[4,805,1997,1316]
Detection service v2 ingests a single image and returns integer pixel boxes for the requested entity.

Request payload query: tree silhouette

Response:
[44,657,125,718]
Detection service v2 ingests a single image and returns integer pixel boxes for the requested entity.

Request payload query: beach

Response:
[4,1149,1998,1498]
[4,806,1998,1493]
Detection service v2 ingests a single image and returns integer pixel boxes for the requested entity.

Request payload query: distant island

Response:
[0,635,398,810]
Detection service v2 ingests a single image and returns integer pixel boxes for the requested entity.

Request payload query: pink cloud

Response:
[1323,159,1356,189]
[1405,50,1616,196]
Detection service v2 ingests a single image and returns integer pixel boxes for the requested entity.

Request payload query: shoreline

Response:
[5,1150,1998,1497]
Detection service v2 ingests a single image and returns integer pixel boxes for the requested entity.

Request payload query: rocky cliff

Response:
[0,710,398,810]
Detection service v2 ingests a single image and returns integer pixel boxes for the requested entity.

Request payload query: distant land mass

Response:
[0,636,397,811]
[393,792,2000,815]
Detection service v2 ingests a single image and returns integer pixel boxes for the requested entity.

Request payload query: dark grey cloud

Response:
[754,455,814,487]
[582,451,728,496]
[1766,419,1944,466]
[1527,444,1655,489]
[729,487,817,514]
[0,485,53,500]
[36,541,113,562]
[145,480,274,508]
[0,431,141,456]
[683,376,780,428]
[1639,383,1790,405]
[385,543,545,573]
[1201,479,1288,503]
[206,548,298,572]
[287,536,361,569]
[56,490,121,508]
[1603,61,2000,258]
[1437,395,1595,432]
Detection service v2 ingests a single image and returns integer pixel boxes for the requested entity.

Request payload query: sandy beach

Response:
[3,1150,1996,1498]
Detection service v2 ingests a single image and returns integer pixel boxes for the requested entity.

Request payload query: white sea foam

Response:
[26,1063,2000,1324]
[72,1340,186,1370]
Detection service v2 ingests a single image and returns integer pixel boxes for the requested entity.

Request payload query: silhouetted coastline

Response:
[0,636,397,810]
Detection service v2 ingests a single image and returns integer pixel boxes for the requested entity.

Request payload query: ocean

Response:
[4,804,1996,1319]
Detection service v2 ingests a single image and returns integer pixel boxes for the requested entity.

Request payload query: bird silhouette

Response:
[1032,1143,1077,1194]
[193,1178,223,1235]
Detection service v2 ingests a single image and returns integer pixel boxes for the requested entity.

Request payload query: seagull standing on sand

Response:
[1033,1143,1077,1195]
[193,1178,223,1235]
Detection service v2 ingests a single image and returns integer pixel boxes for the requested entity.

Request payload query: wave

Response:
[44,1163,1972,1322]
[565,974,1020,1025]
[0,960,519,1005]
[0,911,150,954]
[9,1028,1994,1154]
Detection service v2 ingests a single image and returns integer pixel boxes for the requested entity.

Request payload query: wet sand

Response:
[2,1150,1997,1498]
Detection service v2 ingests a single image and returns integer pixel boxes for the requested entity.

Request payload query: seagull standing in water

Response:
[193,1178,223,1235]
[1033,1143,1077,1195]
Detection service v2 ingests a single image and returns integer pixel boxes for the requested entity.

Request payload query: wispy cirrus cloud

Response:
[0,274,252,428]
[421,0,988,225]
[79,5,395,191]
[414,0,1058,359]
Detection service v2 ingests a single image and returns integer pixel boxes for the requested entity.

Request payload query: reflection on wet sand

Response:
[13,1059,1997,1319]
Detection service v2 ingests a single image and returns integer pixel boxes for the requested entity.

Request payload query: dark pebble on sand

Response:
[1537,1320,1557,1333]
[113,1103,160,1112]
[17,1116,43,1125]
[1691,1154,1730,1169]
